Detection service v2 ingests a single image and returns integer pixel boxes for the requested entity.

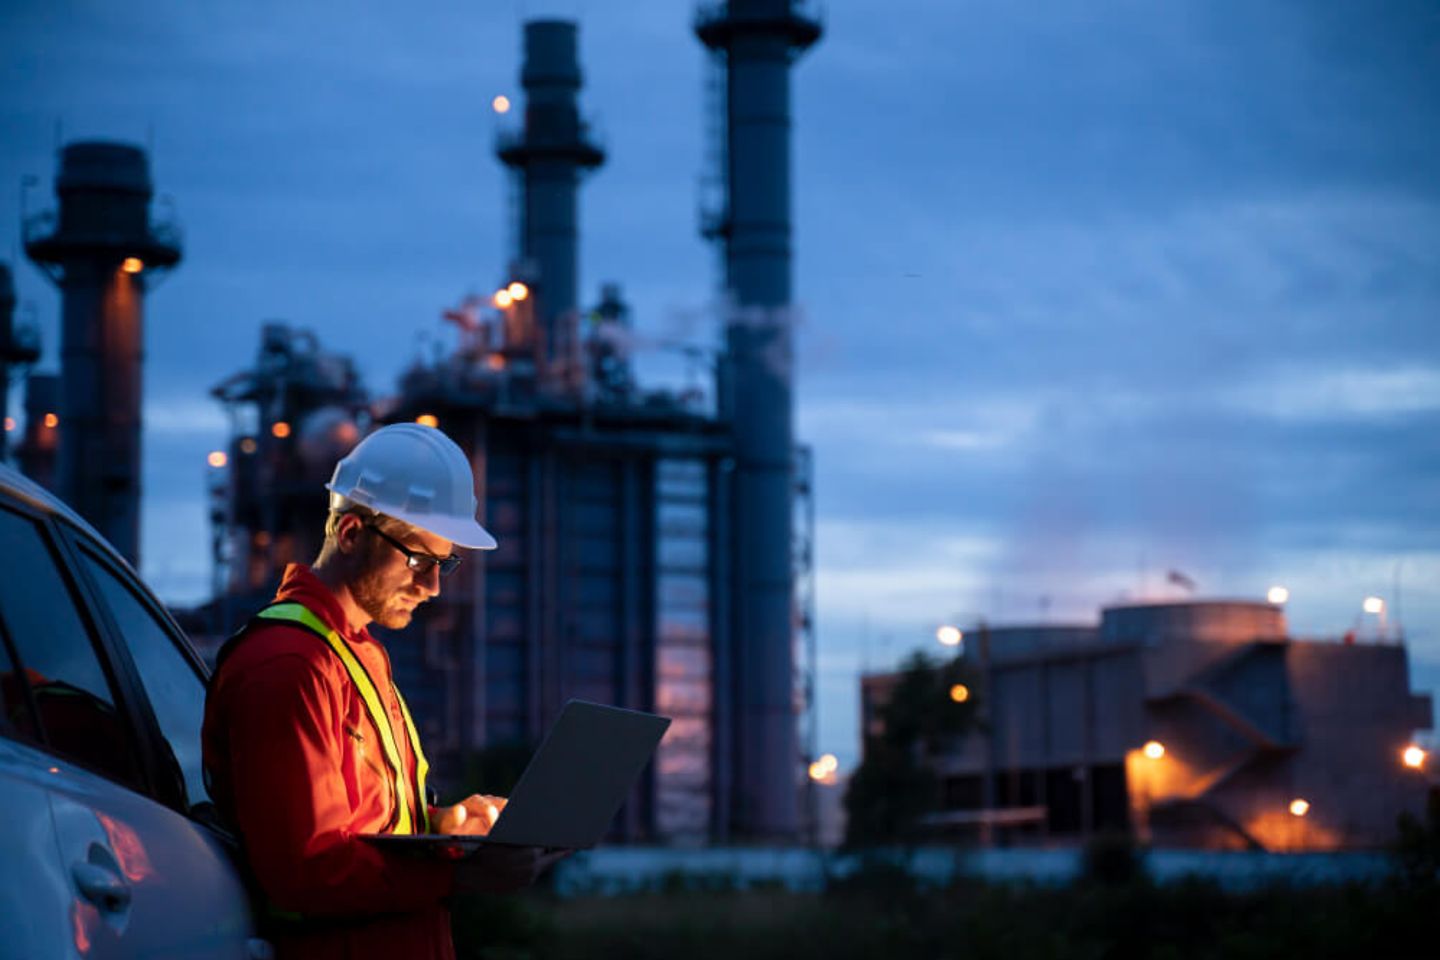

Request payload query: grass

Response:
[451,874,1438,960]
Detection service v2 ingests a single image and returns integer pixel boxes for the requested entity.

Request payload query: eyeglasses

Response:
[365,522,462,578]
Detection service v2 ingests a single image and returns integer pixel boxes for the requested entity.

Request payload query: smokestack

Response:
[497,20,605,364]
[697,0,821,838]
[24,141,182,564]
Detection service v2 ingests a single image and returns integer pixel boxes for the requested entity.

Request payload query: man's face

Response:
[349,520,454,630]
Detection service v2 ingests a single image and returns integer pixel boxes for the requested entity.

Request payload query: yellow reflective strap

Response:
[257,603,420,835]
[392,689,431,833]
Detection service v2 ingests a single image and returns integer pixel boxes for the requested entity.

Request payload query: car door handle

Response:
[72,860,132,913]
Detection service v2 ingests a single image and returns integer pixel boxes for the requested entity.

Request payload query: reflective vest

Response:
[253,601,431,835]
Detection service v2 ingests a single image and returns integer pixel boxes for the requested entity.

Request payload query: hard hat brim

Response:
[389,510,499,551]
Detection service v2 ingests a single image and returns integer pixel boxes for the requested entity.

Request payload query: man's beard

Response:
[351,548,423,629]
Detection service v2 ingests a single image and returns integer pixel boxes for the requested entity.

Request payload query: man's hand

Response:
[433,794,508,836]
[452,845,570,896]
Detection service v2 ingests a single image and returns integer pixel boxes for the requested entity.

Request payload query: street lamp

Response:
[936,625,963,648]
[808,754,838,784]
[1363,596,1388,640]
[1403,746,1427,770]
[1143,740,1166,760]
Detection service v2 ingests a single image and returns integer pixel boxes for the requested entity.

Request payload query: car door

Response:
[0,609,77,959]
[0,499,260,959]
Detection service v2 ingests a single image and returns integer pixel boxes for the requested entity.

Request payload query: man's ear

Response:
[335,513,367,554]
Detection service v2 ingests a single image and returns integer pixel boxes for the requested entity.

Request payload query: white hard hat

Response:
[325,422,497,550]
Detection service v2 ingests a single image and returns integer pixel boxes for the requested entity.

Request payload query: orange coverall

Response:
[203,564,457,960]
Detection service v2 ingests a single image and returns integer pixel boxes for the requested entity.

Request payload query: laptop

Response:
[363,700,670,855]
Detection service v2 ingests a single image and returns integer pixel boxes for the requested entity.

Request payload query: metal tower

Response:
[696,0,821,838]
[24,141,182,564]
[497,21,605,367]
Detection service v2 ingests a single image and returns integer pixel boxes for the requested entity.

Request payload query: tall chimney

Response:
[24,141,182,564]
[697,0,821,838]
[497,20,605,363]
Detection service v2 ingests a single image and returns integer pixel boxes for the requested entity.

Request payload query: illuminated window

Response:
[653,459,713,839]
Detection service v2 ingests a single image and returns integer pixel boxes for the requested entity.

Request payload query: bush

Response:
[1081,830,1145,887]
[1393,789,1440,888]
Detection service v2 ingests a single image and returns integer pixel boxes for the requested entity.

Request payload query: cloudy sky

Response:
[3,0,1438,768]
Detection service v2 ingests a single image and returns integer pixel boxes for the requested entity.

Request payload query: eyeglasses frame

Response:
[364,521,462,578]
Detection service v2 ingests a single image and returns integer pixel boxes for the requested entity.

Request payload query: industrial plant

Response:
[860,600,1436,850]
[184,6,824,843]
[5,0,1434,861]
[0,3,828,845]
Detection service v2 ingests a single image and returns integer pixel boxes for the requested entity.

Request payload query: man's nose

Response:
[415,562,442,596]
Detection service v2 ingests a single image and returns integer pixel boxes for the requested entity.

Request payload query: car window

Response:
[0,626,42,743]
[0,505,141,787]
[77,550,212,810]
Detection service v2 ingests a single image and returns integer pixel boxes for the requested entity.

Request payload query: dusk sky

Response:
[4,0,1438,769]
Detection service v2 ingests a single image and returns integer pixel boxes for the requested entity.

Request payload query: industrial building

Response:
[859,600,1435,850]
[19,141,183,566]
[177,4,826,843]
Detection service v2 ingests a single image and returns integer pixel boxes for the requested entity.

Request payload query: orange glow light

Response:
[42,412,59,429]
[493,289,514,309]
[3,416,13,432]
[1403,746,1426,770]
[949,683,970,703]
[207,450,228,468]
[1143,740,1166,760]
[485,354,506,371]
[239,437,258,454]
[507,281,529,301]
[1289,798,1310,817]
[492,95,511,114]
[415,414,439,428]
[808,753,839,783]
[121,257,144,274]
[271,421,291,439]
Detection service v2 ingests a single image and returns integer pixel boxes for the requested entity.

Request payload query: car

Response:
[0,463,267,959]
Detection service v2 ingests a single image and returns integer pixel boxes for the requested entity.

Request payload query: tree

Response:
[843,650,979,845]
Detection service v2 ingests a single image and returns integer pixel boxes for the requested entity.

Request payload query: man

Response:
[203,423,560,960]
